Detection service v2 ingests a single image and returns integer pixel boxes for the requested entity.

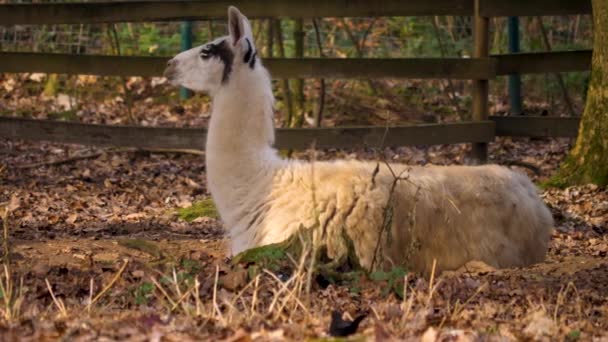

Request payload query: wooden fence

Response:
[0,0,592,160]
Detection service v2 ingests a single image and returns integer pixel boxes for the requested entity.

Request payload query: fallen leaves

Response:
[1,128,607,340]
[523,310,558,340]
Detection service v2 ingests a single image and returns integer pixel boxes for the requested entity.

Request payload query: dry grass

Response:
[0,205,25,324]
[45,278,68,318]
[146,233,316,328]
[0,265,24,323]
[87,258,130,313]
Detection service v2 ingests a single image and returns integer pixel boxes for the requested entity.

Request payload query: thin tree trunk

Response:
[273,19,294,128]
[340,18,380,95]
[106,24,135,124]
[536,16,577,117]
[550,0,608,187]
[265,19,273,57]
[573,15,581,42]
[207,21,215,40]
[431,16,464,118]
[292,19,306,128]
[252,19,262,44]
[312,19,326,128]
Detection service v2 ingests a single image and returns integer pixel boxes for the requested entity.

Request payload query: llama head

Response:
[164,6,257,94]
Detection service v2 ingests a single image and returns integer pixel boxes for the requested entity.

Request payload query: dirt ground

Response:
[0,137,607,341]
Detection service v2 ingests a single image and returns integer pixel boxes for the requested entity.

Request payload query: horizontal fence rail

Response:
[492,116,581,137]
[0,117,578,151]
[0,53,497,79]
[0,0,591,25]
[494,50,592,75]
[0,51,591,78]
[478,0,592,17]
[0,0,472,24]
[0,117,494,150]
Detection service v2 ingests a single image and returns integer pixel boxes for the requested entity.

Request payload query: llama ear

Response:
[228,6,252,47]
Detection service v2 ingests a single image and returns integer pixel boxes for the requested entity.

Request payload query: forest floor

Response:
[1,136,607,341]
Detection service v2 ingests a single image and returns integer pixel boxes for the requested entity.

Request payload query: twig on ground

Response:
[15,147,205,169]
[194,278,202,317]
[150,276,177,308]
[263,269,311,317]
[169,283,196,313]
[141,148,205,156]
[212,265,227,325]
[2,208,9,265]
[504,160,542,175]
[16,151,105,169]
[447,282,488,323]
[427,259,439,307]
[250,274,260,319]
[87,258,129,312]
[45,278,68,318]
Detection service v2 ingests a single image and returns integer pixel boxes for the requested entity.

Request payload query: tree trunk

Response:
[550,0,608,187]
[273,19,294,128]
[292,18,306,128]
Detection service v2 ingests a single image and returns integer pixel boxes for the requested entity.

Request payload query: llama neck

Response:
[206,65,282,220]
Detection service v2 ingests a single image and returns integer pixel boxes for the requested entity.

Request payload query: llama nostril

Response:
[164,61,177,80]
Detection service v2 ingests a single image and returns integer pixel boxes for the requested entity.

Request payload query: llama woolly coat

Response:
[227,159,553,274]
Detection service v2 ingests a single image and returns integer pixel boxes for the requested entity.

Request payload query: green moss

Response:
[118,239,163,259]
[543,172,571,189]
[231,223,409,297]
[278,149,291,158]
[43,74,59,97]
[547,144,608,188]
[48,110,78,121]
[369,266,408,299]
[232,243,288,273]
[133,282,154,305]
[4,109,34,118]
[566,330,581,342]
[177,199,218,222]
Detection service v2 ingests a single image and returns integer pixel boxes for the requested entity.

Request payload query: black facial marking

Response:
[243,38,253,63]
[215,40,235,83]
[243,38,256,69]
[249,51,257,69]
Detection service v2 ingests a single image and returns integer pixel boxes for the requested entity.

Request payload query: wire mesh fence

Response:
[0,4,595,126]
[1,15,592,57]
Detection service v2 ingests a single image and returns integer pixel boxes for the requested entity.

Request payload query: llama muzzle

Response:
[163,59,179,83]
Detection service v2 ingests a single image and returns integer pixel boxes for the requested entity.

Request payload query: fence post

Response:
[471,0,489,163]
[180,21,193,100]
[508,16,522,115]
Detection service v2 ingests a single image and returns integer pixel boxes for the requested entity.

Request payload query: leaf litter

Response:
[1,135,606,341]
[0,75,606,340]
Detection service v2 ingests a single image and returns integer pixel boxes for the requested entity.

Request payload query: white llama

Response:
[164,6,553,274]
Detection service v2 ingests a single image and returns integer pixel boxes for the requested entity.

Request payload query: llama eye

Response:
[200,46,214,60]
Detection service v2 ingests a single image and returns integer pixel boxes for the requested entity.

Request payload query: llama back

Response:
[384,164,553,273]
